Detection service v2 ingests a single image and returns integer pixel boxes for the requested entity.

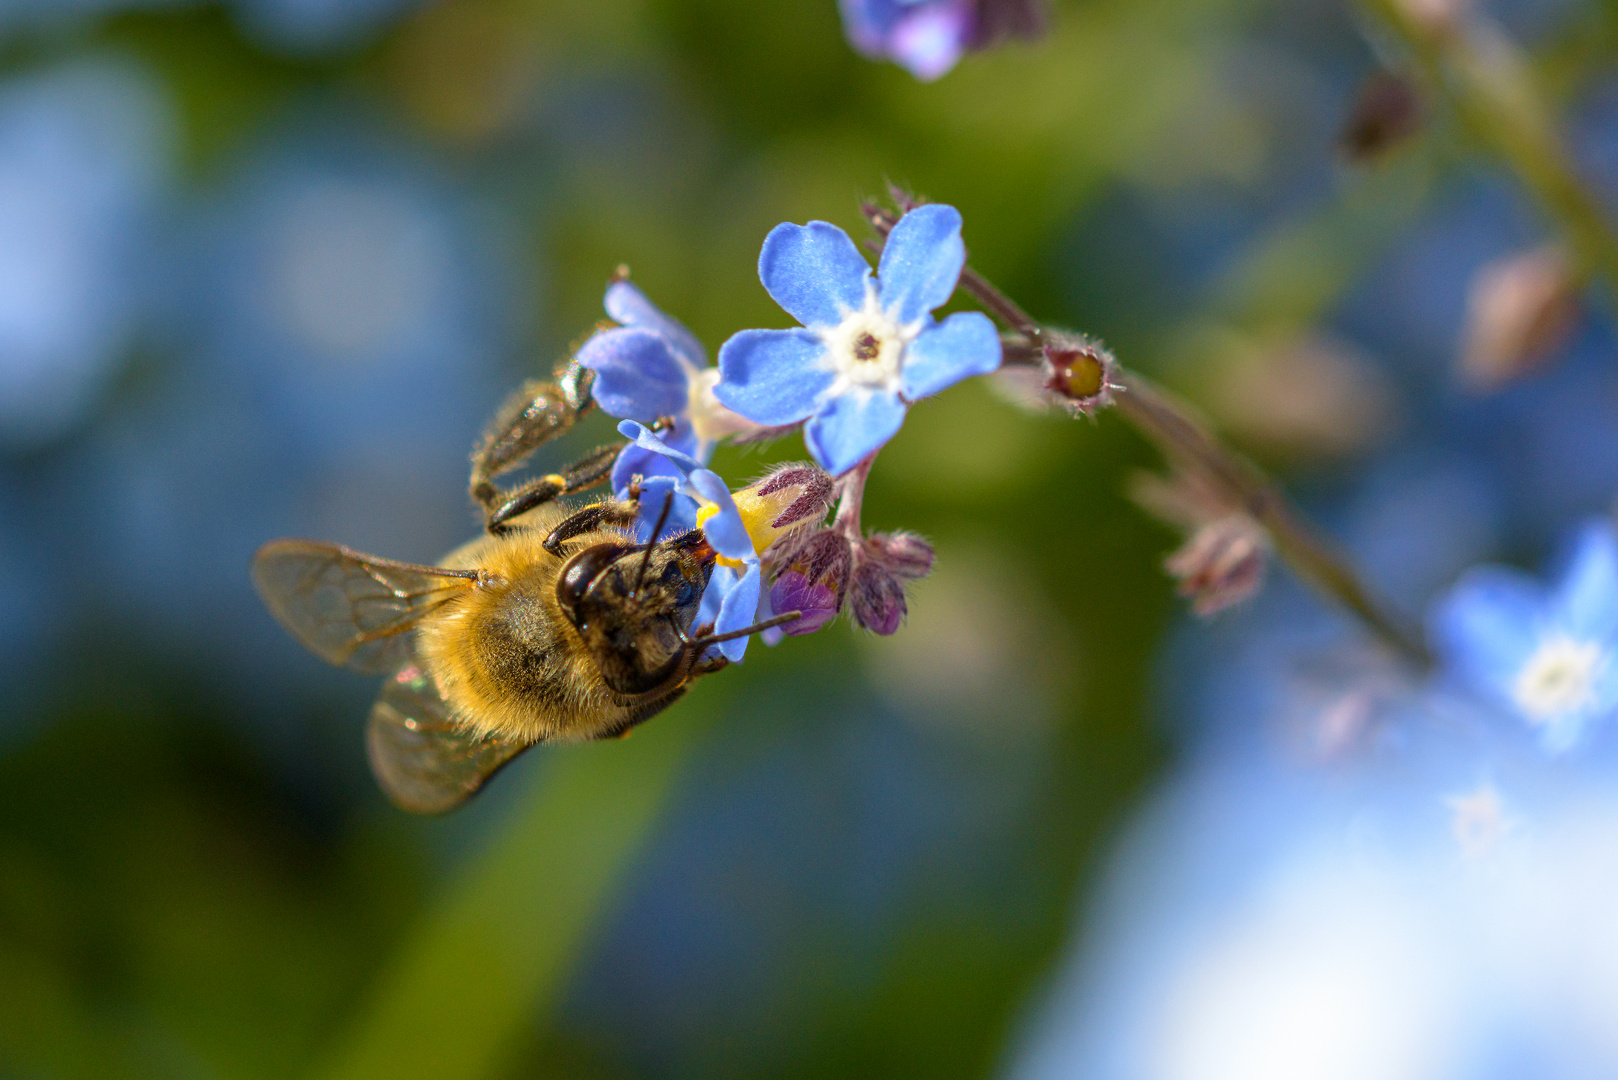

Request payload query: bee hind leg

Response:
[469,359,599,516]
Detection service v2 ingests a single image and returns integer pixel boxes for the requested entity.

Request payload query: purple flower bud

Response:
[768,569,840,636]
[750,462,835,529]
[848,557,907,635]
[768,526,854,594]
[1041,331,1117,416]
[1163,514,1270,617]
[865,531,935,580]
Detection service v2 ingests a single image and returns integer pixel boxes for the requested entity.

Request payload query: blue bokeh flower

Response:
[619,421,770,662]
[577,280,759,502]
[1430,520,1618,754]
[840,0,977,81]
[715,203,1001,476]
[0,58,172,447]
[838,0,1046,81]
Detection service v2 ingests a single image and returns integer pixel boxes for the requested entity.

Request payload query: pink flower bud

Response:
[1163,514,1270,617]
[848,558,907,635]
[865,531,935,580]
[1459,244,1581,390]
[750,463,835,529]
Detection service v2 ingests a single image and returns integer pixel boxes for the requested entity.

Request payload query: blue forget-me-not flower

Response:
[578,280,762,504]
[839,0,1047,82]
[715,203,1001,476]
[840,0,977,81]
[618,421,769,662]
[618,420,834,660]
[1431,519,1618,754]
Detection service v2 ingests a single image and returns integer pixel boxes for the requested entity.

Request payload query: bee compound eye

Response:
[556,543,638,612]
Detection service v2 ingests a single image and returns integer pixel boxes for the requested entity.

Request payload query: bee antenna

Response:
[633,490,676,596]
[689,610,801,648]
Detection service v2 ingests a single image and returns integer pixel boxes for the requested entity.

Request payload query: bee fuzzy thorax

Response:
[416,517,639,745]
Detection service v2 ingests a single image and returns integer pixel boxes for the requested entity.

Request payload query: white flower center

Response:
[687,366,760,444]
[819,284,920,397]
[1511,635,1608,723]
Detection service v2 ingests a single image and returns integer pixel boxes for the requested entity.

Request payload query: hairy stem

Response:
[1361,0,1618,292]
[833,453,876,539]
[862,200,1428,664]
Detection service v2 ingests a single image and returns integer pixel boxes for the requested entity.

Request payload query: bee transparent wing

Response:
[252,539,479,675]
[366,655,530,814]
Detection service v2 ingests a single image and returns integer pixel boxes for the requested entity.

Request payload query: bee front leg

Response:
[541,497,643,555]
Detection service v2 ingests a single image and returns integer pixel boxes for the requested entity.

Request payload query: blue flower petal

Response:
[610,433,699,500]
[1430,566,1546,698]
[899,310,1001,401]
[1551,521,1618,642]
[577,327,689,419]
[602,280,706,370]
[689,471,755,562]
[803,389,907,476]
[631,477,700,543]
[617,420,705,475]
[715,328,836,425]
[878,204,966,324]
[712,562,762,662]
[759,221,871,329]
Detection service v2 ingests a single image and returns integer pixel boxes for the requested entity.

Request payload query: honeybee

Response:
[252,360,789,814]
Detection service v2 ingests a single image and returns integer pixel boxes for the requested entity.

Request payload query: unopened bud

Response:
[768,569,841,636]
[732,463,835,555]
[1460,244,1580,390]
[848,557,907,635]
[767,527,853,588]
[1042,332,1117,416]
[865,531,935,580]
[1340,70,1423,163]
[1163,514,1270,617]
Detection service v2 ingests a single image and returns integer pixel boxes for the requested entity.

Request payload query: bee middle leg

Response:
[481,443,626,535]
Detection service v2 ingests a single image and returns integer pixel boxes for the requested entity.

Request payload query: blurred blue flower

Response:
[73,120,520,760]
[0,58,172,447]
[577,279,760,498]
[840,0,976,81]
[839,0,1047,81]
[716,203,1000,476]
[1431,520,1618,755]
[619,421,767,662]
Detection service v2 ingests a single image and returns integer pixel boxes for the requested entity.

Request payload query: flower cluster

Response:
[568,203,1002,654]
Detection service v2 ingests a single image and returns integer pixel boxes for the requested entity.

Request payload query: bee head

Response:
[554,531,715,698]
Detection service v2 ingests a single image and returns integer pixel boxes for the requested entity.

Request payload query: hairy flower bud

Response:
[1163,514,1270,617]
[768,569,841,636]
[1041,331,1117,416]
[865,531,935,580]
[763,527,855,637]
[848,557,908,635]
[1459,244,1580,390]
[748,463,835,529]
